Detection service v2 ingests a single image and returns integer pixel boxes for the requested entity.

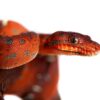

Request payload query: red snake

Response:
[0,20,100,100]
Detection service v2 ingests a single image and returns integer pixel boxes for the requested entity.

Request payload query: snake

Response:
[0,20,100,100]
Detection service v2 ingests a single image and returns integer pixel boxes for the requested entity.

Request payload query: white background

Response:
[0,0,100,100]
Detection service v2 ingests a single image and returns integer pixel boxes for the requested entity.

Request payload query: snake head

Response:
[44,31,100,56]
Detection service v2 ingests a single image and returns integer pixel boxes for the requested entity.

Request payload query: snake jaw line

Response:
[50,43,100,56]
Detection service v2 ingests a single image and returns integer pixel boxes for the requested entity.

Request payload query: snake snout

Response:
[79,41,100,56]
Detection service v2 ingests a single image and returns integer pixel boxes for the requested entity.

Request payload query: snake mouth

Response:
[44,40,100,56]
[56,46,100,56]
[54,42,100,56]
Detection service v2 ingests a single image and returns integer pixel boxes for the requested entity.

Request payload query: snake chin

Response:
[79,50,100,56]
[87,51,100,56]
[79,44,100,56]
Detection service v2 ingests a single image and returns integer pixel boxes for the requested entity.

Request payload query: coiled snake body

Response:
[0,20,100,100]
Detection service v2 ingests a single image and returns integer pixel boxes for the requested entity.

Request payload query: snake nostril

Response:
[85,35,91,40]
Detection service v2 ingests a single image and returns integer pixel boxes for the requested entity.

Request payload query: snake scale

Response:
[0,20,99,100]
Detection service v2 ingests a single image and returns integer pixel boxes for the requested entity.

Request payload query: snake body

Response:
[0,21,39,69]
[0,20,100,100]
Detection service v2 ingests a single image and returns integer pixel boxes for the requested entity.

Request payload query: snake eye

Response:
[70,37,78,44]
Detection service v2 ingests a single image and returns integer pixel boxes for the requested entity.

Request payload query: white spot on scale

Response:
[32,85,42,93]
[2,20,8,26]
